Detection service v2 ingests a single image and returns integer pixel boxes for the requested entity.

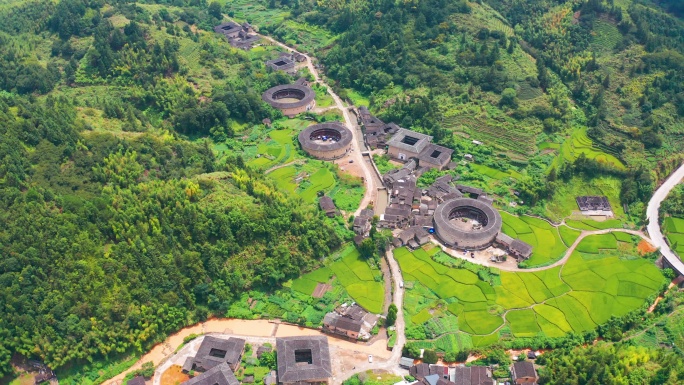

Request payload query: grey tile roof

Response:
[191,336,245,372]
[510,239,533,258]
[400,357,414,368]
[319,196,336,212]
[387,128,432,154]
[418,143,454,167]
[276,336,332,383]
[424,374,440,385]
[453,366,494,385]
[127,376,146,385]
[323,312,363,332]
[184,362,240,385]
[511,361,537,381]
[410,363,431,379]
[495,232,514,246]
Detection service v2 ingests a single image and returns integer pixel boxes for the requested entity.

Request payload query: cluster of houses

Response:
[143,335,333,385]
[265,52,307,74]
[402,360,539,385]
[322,303,380,341]
[214,22,260,50]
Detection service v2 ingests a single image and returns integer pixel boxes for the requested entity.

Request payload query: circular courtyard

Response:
[262,84,315,117]
[433,198,502,250]
[298,122,353,160]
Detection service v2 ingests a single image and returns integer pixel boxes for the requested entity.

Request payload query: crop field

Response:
[246,124,363,208]
[289,245,384,313]
[544,175,625,222]
[442,115,537,158]
[470,164,521,181]
[247,128,299,170]
[663,217,684,255]
[500,212,569,266]
[396,240,665,351]
[590,20,622,53]
[565,218,624,230]
[557,128,625,171]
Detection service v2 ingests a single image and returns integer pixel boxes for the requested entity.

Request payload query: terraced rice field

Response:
[500,212,572,266]
[558,128,625,170]
[247,128,298,170]
[442,115,537,157]
[663,217,684,256]
[470,164,522,181]
[290,246,384,313]
[396,240,665,351]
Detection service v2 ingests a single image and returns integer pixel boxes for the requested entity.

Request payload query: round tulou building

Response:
[298,122,353,160]
[433,197,502,250]
[262,84,315,117]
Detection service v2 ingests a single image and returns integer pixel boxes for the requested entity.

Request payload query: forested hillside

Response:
[1,0,683,381]
[254,0,684,214]
[0,0,341,377]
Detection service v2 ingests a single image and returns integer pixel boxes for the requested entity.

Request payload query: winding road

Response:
[646,163,684,275]
[249,28,377,217]
[101,22,684,385]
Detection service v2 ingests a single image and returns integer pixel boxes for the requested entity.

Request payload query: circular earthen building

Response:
[433,198,502,250]
[298,122,353,160]
[262,84,315,117]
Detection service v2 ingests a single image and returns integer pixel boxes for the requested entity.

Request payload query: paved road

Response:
[434,228,649,273]
[646,163,684,275]
[249,29,376,217]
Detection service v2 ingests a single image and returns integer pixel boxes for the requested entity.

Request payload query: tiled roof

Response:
[276,336,332,383]
[184,363,240,385]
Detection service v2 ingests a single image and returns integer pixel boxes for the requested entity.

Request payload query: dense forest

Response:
[0,0,340,377]
[537,343,684,384]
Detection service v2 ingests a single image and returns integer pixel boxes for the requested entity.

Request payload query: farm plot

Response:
[329,247,384,313]
[558,128,625,171]
[395,236,664,346]
[663,217,684,256]
[288,245,384,314]
[500,212,569,267]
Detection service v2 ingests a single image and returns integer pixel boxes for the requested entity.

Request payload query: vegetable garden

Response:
[396,239,665,353]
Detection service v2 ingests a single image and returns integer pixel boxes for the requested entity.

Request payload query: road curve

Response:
[433,228,649,273]
[646,163,684,275]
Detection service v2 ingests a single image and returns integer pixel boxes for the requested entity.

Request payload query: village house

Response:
[385,128,453,170]
[510,361,538,385]
[214,22,260,50]
[184,363,240,385]
[266,53,296,74]
[182,336,246,373]
[407,363,495,385]
[394,226,430,249]
[353,209,374,236]
[319,196,337,218]
[576,195,614,217]
[495,233,533,261]
[276,336,333,385]
[357,106,399,149]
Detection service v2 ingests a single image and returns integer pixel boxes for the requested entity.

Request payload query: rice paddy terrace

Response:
[395,236,666,352]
